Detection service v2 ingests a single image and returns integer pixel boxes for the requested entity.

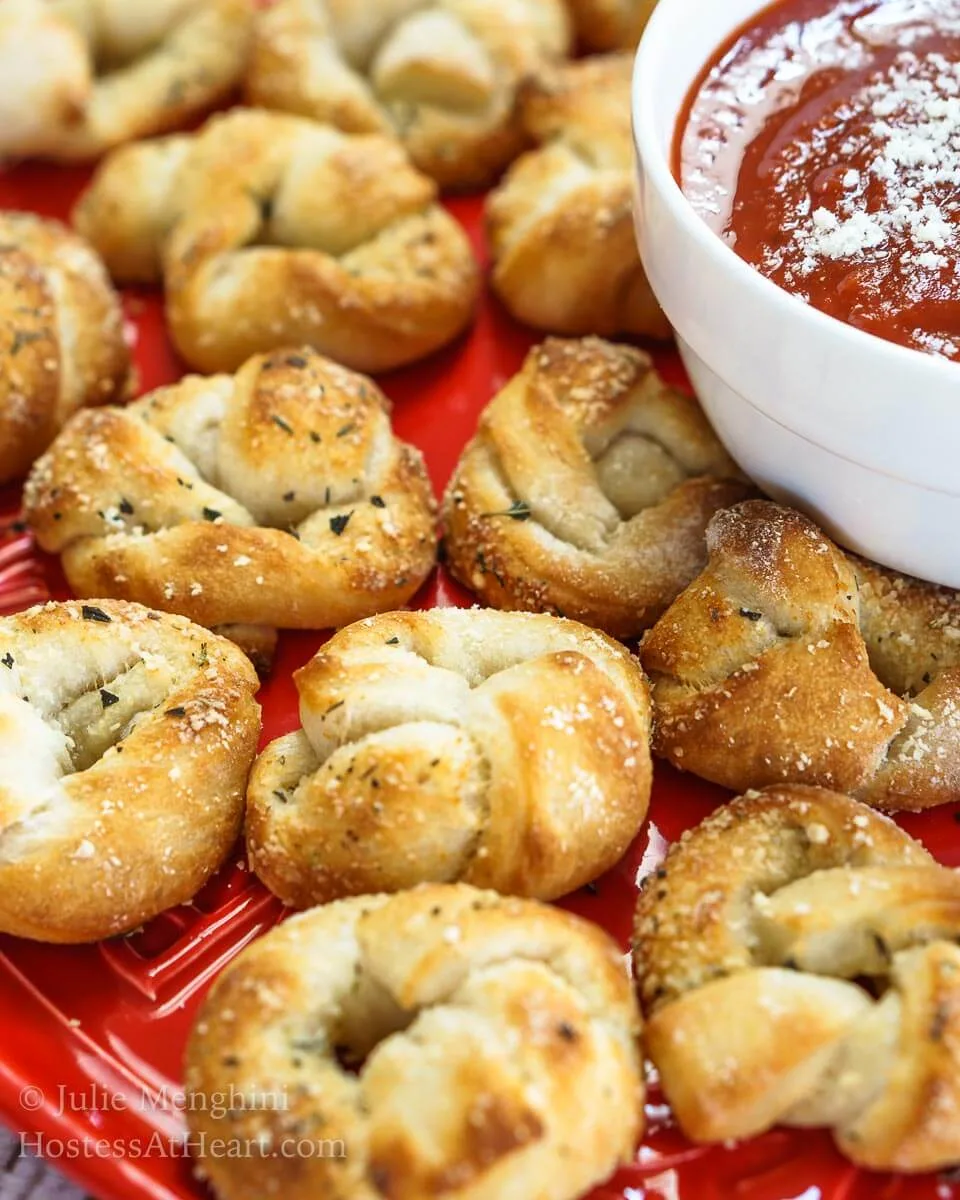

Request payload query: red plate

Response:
[0,161,958,1200]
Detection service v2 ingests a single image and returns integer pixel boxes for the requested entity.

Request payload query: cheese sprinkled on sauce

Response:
[679,0,960,360]
[791,53,960,276]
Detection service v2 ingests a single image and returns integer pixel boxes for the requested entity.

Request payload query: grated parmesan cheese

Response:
[791,51,960,275]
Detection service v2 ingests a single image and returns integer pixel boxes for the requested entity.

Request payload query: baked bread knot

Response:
[565,0,657,49]
[185,883,642,1200]
[0,0,252,161]
[486,55,669,338]
[633,784,960,1172]
[72,108,480,373]
[641,500,960,811]
[244,0,572,191]
[24,348,438,646]
[247,608,652,906]
[442,337,752,639]
[0,211,130,485]
[0,599,260,943]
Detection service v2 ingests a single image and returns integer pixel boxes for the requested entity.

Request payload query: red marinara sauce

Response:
[676,0,960,360]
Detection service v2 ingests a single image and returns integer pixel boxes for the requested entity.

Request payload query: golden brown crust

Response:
[0,211,130,485]
[632,784,960,1171]
[566,0,657,49]
[245,0,572,191]
[0,598,260,943]
[73,133,193,282]
[642,500,960,811]
[851,554,960,694]
[185,883,642,1200]
[442,337,752,638]
[24,347,438,635]
[72,107,480,373]
[486,56,669,338]
[633,785,933,1013]
[0,0,252,161]
[246,608,652,906]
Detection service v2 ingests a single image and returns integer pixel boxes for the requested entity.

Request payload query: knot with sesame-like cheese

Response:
[0,599,260,943]
[0,210,130,486]
[0,0,252,161]
[641,500,960,811]
[23,348,438,652]
[72,107,480,374]
[443,337,753,639]
[185,883,643,1200]
[244,0,571,191]
[246,608,652,906]
[486,56,670,338]
[633,784,960,1172]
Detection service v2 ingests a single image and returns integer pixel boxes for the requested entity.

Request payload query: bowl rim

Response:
[630,0,960,390]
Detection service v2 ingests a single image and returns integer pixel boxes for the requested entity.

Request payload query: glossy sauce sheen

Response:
[678,0,960,359]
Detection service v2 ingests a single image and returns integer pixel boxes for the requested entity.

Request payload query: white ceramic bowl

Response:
[632,0,960,588]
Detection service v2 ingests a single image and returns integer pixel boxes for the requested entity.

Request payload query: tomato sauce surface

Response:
[677,0,960,360]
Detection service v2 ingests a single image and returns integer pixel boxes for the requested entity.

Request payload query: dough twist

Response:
[73,108,480,372]
[0,0,252,160]
[566,0,657,49]
[642,500,960,811]
[486,55,669,338]
[443,337,752,638]
[247,608,652,906]
[245,0,571,190]
[0,599,260,943]
[24,348,438,644]
[186,883,642,1200]
[633,784,960,1172]
[0,211,129,485]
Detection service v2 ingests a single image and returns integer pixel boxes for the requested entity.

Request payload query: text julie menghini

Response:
[16,1083,347,1161]
[21,1082,288,1119]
